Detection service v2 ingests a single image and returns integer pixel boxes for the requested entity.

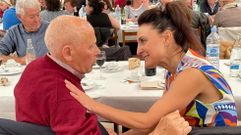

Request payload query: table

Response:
[0,60,241,121]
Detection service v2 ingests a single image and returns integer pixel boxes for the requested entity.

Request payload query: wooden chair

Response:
[122,30,137,46]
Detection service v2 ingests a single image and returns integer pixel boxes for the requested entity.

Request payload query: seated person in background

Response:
[86,0,132,61]
[2,0,21,30]
[213,0,241,27]
[65,1,237,134]
[64,0,79,16]
[40,0,68,22]
[13,15,191,135]
[38,0,46,10]
[124,0,149,22]
[102,0,114,14]
[0,1,10,18]
[0,0,48,64]
[200,0,220,16]
[181,0,210,49]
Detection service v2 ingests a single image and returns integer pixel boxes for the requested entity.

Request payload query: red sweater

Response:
[14,55,101,135]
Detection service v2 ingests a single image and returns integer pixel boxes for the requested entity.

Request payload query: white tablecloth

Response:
[0,60,241,120]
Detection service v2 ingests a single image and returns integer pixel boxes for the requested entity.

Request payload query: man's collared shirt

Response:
[47,53,85,80]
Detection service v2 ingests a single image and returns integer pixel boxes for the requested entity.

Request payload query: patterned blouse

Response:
[165,49,237,127]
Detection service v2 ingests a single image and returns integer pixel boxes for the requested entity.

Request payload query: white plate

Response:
[0,66,23,76]
[81,78,96,91]
[125,75,141,82]
[103,63,122,73]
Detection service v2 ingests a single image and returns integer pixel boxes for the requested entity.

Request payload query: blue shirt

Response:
[2,7,21,30]
[0,22,49,57]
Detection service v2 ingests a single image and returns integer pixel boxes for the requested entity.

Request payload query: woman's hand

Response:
[65,80,97,111]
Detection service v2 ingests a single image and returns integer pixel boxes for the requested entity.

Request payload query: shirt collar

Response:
[47,53,85,79]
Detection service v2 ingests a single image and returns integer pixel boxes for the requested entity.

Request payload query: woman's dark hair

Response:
[103,0,114,12]
[138,1,205,55]
[87,0,105,14]
[45,0,61,11]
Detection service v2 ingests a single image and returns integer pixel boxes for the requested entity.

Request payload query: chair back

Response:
[94,27,112,47]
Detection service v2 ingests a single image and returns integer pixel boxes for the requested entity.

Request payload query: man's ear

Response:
[62,45,73,61]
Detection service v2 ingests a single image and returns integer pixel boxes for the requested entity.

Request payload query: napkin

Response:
[140,81,164,90]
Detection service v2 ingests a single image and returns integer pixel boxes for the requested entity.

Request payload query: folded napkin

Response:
[140,81,164,90]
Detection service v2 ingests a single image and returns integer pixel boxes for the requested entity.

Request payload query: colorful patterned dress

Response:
[165,49,237,127]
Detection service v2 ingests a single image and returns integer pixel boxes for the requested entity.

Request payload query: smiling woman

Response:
[65,1,237,134]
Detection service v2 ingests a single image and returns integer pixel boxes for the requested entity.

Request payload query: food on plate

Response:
[0,77,9,86]
[128,58,140,70]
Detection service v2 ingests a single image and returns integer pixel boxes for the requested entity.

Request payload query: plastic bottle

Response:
[115,5,121,21]
[206,25,220,69]
[25,38,36,64]
[80,5,86,17]
[230,37,241,77]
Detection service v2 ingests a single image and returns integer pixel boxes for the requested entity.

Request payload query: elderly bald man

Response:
[13,16,109,135]
[6,15,191,135]
[213,0,241,27]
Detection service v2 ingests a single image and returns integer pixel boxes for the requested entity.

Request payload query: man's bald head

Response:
[44,15,99,74]
[44,16,95,58]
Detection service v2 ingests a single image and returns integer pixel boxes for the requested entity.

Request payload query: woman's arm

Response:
[65,68,206,129]
[108,15,120,30]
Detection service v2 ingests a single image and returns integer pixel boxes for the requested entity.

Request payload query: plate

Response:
[0,66,23,76]
[81,78,96,91]
[103,63,122,73]
[125,75,141,82]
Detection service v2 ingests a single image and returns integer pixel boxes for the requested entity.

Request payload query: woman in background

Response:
[124,0,149,22]
[64,0,79,16]
[40,0,68,22]
[65,1,237,134]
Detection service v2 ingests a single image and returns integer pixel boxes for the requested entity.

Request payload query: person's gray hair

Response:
[15,0,40,15]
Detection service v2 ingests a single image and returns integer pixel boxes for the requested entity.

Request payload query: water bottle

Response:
[80,5,86,17]
[115,5,121,21]
[230,37,241,77]
[25,38,36,64]
[206,25,220,69]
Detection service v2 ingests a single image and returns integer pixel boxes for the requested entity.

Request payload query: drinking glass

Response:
[96,51,106,79]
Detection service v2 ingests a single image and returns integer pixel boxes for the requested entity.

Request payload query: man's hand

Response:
[0,53,26,65]
[149,110,192,135]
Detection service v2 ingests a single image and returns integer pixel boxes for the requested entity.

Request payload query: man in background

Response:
[214,0,241,27]
[0,0,48,64]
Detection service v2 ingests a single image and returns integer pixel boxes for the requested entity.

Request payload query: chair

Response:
[94,27,119,47]
[122,30,137,46]
[189,126,241,135]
